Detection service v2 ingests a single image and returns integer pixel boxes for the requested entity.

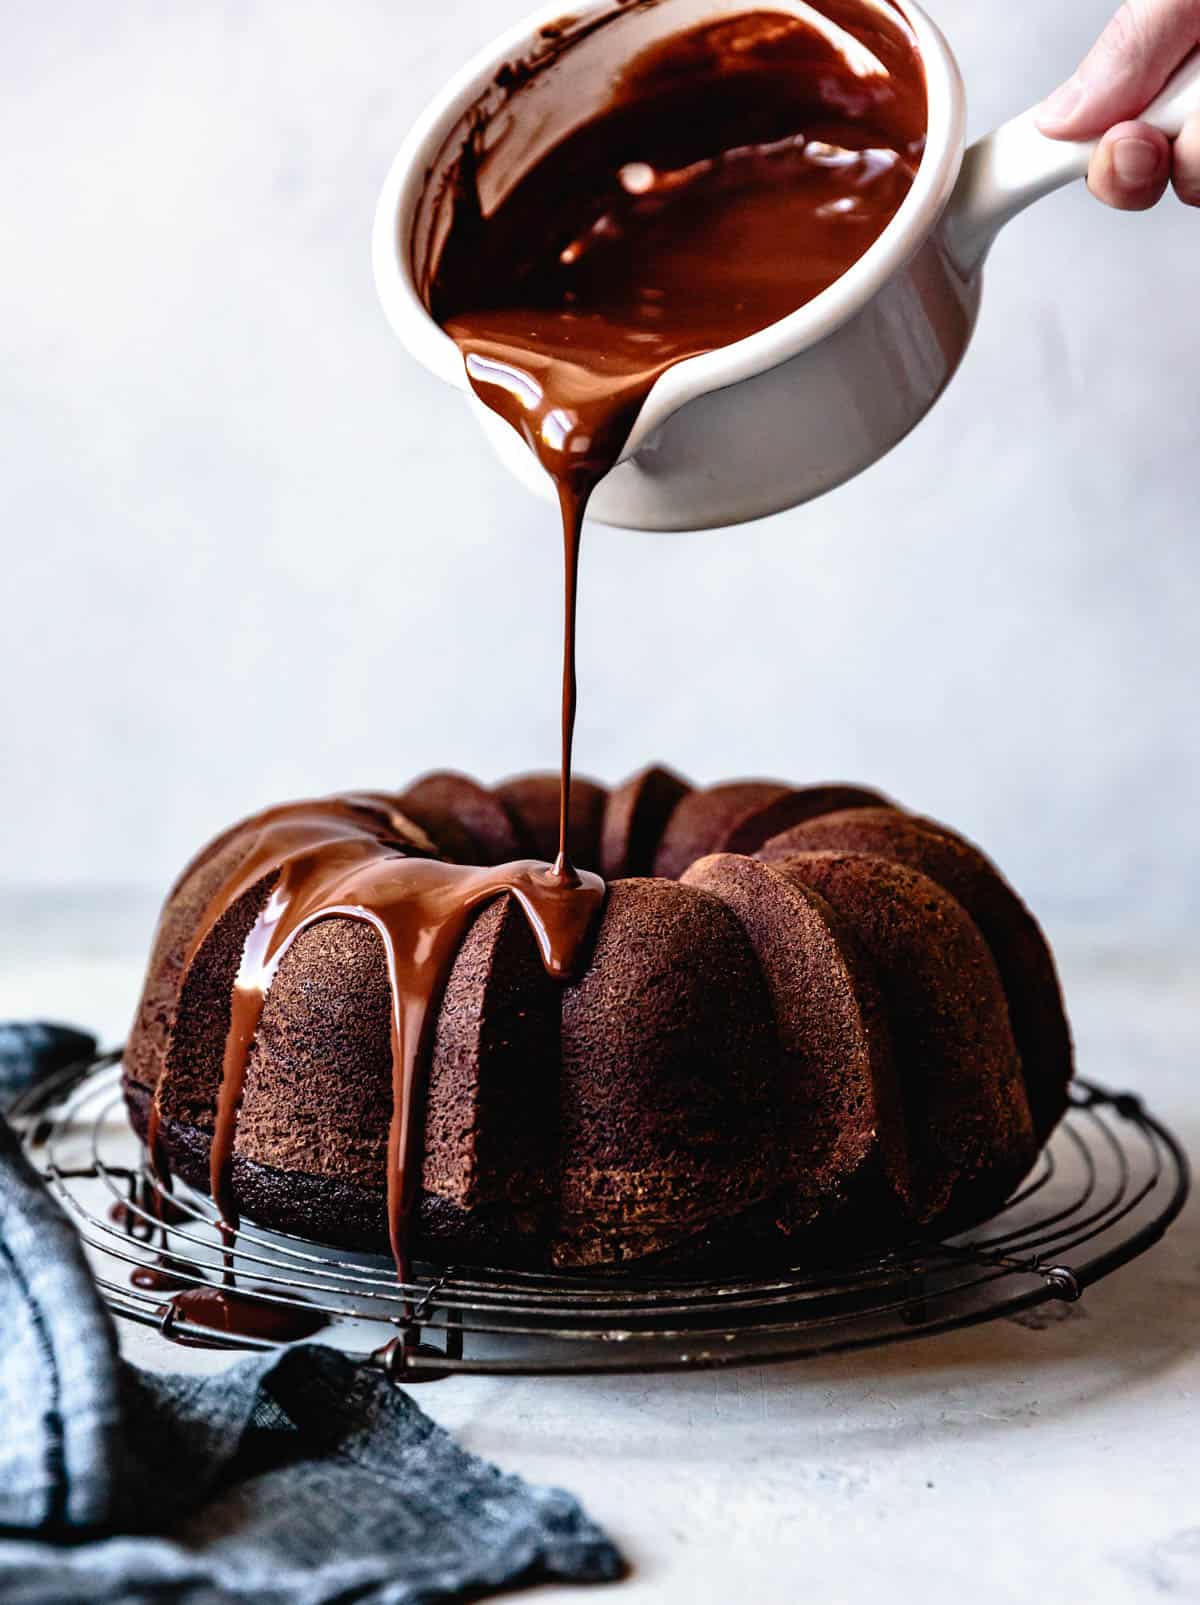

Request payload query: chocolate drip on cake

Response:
[149,797,604,1283]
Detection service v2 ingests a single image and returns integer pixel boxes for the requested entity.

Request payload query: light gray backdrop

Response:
[3,0,1197,936]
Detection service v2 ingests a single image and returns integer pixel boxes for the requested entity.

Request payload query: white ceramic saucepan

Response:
[374,0,1200,532]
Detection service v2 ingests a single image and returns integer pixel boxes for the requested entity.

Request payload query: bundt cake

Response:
[124,766,1072,1273]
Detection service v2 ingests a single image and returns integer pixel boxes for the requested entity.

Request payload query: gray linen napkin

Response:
[0,1025,624,1604]
[0,1021,97,1105]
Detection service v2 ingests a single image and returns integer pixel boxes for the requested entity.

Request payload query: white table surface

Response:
[3,893,1198,1604]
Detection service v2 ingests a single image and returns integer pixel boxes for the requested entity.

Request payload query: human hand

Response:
[1038,0,1200,209]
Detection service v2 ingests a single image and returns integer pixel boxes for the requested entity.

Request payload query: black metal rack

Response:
[12,1053,1189,1380]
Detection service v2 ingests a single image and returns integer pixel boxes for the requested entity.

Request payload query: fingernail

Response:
[1039,76,1083,128]
[1113,136,1161,185]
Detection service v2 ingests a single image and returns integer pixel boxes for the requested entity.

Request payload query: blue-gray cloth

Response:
[0,1024,624,1604]
[0,1020,97,1104]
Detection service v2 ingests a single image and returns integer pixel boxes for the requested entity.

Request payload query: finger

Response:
[1087,120,1173,207]
[1038,0,1200,138]
[1172,108,1200,202]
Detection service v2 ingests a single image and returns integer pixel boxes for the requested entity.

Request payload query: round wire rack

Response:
[12,1051,1189,1380]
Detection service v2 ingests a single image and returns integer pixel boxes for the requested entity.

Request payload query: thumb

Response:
[1038,0,1200,138]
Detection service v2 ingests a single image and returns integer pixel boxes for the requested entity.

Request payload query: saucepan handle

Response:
[941,48,1200,277]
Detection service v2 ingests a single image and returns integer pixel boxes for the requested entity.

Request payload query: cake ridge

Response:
[756,806,1073,1144]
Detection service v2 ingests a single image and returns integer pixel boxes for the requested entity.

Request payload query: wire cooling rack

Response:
[11,1051,1189,1380]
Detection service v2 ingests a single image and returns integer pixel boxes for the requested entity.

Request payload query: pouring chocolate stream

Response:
[431,2,925,872]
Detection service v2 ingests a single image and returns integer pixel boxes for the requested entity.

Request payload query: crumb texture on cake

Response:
[124,767,1072,1270]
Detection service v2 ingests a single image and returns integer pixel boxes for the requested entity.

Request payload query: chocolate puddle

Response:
[131,1256,195,1294]
[167,1286,329,1344]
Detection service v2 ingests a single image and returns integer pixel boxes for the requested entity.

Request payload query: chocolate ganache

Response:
[142,4,927,1303]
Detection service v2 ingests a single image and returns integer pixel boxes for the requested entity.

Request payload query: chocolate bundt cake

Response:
[124,767,1072,1271]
